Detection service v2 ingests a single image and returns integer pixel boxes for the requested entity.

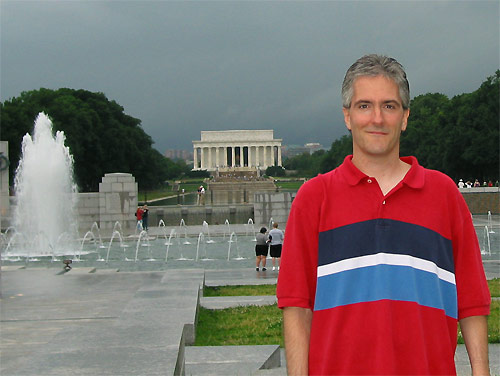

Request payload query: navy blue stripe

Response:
[318,219,454,273]
[314,264,458,319]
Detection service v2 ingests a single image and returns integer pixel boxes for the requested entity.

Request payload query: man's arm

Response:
[283,306,313,375]
[459,315,490,376]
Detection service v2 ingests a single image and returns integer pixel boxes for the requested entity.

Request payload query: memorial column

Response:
[193,147,198,170]
[208,147,212,169]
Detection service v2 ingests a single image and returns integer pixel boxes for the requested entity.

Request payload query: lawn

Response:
[138,179,206,202]
[194,304,283,347]
[196,280,500,346]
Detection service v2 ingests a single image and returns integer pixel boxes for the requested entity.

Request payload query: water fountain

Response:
[10,112,78,257]
[164,228,177,262]
[246,218,257,241]
[202,221,215,243]
[223,219,231,239]
[105,230,130,263]
[482,226,492,256]
[488,211,496,234]
[179,219,191,244]
[134,230,152,261]
[268,217,274,230]
[79,231,100,261]
[195,232,206,261]
[227,232,245,261]
[89,222,106,249]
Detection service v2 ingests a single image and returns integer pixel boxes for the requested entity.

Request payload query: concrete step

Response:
[200,295,276,309]
[184,345,281,375]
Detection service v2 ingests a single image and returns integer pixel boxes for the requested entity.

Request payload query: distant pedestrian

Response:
[135,206,144,231]
[268,222,284,271]
[142,204,149,231]
[200,186,206,205]
[255,227,269,271]
[458,179,464,188]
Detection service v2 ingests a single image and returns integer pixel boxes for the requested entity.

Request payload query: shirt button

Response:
[367,179,372,183]
[382,201,386,205]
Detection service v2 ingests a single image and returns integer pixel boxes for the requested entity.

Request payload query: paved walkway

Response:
[1,266,499,375]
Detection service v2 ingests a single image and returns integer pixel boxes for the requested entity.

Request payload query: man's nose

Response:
[371,107,384,125]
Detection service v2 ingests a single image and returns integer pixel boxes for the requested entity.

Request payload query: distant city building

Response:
[283,143,325,159]
[304,142,324,154]
[164,149,192,162]
[282,145,309,159]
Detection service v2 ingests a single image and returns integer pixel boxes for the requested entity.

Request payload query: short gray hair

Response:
[342,54,410,109]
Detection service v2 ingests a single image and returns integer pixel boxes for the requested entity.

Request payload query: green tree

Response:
[265,165,286,177]
[320,134,353,173]
[283,149,326,177]
[401,71,499,181]
[0,88,176,191]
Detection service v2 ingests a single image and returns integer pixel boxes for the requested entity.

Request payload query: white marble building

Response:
[192,130,282,171]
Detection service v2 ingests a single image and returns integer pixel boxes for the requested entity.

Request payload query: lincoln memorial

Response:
[192,130,282,171]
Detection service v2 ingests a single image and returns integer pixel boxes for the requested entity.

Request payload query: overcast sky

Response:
[1,1,499,153]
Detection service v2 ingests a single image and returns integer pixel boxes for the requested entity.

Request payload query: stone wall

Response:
[76,192,100,232]
[459,188,500,214]
[253,192,294,227]
[98,173,138,232]
[146,204,254,227]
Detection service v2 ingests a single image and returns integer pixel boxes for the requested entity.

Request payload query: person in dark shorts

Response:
[255,227,269,271]
[268,222,284,271]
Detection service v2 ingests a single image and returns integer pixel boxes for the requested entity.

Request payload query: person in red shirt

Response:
[277,54,490,375]
[135,206,144,231]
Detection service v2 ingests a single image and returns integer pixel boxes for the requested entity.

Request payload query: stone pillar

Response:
[208,147,212,170]
[193,147,198,170]
[99,173,137,233]
[231,146,236,168]
[277,145,282,166]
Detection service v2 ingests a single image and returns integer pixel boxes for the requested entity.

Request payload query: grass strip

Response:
[203,284,276,297]
[194,304,283,347]
[199,282,500,346]
[488,278,499,297]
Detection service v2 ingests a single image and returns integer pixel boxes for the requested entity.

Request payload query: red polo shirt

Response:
[277,155,490,375]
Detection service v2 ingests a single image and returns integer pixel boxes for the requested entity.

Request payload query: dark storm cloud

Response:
[1,1,498,152]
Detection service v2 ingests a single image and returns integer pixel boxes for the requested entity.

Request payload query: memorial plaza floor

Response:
[1,221,499,375]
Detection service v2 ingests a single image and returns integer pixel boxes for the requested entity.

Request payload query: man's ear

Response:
[343,107,351,131]
[401,108,410,132]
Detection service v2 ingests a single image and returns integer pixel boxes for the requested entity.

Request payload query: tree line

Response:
[0,88,205,192]
[284,71,499,183]
[1,72,498,191]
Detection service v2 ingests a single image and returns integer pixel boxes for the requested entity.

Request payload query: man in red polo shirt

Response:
[277,54,491,375]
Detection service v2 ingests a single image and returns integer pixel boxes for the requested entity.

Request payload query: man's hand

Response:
[283,306,313,375]
[460,315,490,376]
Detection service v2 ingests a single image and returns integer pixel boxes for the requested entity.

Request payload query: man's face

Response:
[343,75,409,160]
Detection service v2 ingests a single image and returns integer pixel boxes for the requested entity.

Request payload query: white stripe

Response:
[317,252,456,285]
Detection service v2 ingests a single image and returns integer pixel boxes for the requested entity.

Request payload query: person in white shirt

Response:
[268,222,284,271]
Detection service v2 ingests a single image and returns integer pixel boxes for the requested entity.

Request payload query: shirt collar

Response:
[340,155,425,189]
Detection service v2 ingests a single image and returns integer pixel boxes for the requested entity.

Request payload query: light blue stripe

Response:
[314,264,458,319]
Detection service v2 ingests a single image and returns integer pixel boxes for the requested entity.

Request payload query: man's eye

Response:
[359,104,369,109]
